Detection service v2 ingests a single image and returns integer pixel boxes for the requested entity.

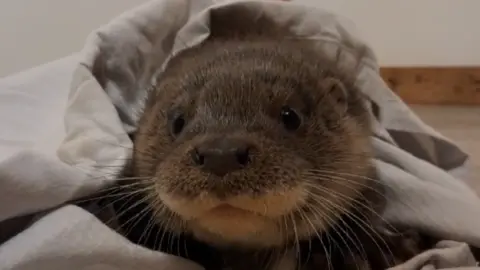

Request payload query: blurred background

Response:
[0,0,479,77]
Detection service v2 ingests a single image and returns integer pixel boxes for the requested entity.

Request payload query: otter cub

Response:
[101,9,429,270]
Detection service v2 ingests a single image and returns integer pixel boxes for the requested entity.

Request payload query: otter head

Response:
[130,37,374,249]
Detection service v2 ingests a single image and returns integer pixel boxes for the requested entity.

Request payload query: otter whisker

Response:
[141,202,162,251]
[305,183,395,265]
[100,181,153,193]
[307,168,382,184]
[73,188,148,206]
[93,178,153,192]
[150,205,172,251]
[303,200,353,268]
[325,201,392,267]
[293,209,309,270]
[70,176,154,203]
[138,212,156,246]
[144,183,186,240]
[263,248,279,270]
[306,194,366,269]
[275,215,291,269]
[301,172,391,223]
[147,204,163,250]
[297,206,333,270]
[176,219,182,258]
[182,231,189,259]
[157,211,173,252]
[119,194,157,237]
[99,183,154,201]
[149,203,175,252]
[83,185,156,229]
[167,212,178,254]
[305,191,368,269]
[257,238,279,270]
[303,176,378,212]
[152,211,163,251]
[303,171,401,234]
[65,167,141,184]
[315,169,428,223]
[306,168,382,184]
[288,213,301,263]
[305,181,384,233]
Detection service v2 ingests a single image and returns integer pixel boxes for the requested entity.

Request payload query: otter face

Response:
[132,39,374,248]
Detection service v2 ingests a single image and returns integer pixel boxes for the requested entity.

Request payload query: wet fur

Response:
[96,6,443,270]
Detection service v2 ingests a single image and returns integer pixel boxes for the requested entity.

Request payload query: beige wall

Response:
[0,0,478,77]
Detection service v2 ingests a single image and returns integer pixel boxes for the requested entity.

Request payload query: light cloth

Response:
[0,0,479,269]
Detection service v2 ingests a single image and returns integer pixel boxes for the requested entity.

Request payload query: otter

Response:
[93,6,437,270]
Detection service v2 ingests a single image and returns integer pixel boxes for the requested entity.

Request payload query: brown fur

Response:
[113,6,429,270]
[133,35,373,243]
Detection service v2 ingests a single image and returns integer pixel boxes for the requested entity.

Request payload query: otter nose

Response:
[191,138,251,176]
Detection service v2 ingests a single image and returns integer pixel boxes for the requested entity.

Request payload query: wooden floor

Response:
[411,105,480,189]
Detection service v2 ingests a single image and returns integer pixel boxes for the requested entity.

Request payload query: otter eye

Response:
[281,106,301,131]
[171,115,186,136]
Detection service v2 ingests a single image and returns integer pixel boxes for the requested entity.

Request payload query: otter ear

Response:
[322,77,349,112]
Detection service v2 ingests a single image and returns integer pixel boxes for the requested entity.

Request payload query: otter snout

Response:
[190,137,252,177]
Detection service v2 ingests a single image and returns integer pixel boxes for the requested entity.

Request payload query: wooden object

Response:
[379,67,480,105]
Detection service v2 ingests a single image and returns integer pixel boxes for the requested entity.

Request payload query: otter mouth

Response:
[207,203,256,217]
[191,203,276,247]
[161,188,306,221]
[193,202,267,229]
[159,188,307,247]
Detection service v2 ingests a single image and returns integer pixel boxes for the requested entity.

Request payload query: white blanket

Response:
[1,0,479,269]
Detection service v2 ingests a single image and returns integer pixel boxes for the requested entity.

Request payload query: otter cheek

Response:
[153,156,216,219]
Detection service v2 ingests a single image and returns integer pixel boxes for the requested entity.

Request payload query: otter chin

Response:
[192,204,277,247]
[158,184,310,247]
